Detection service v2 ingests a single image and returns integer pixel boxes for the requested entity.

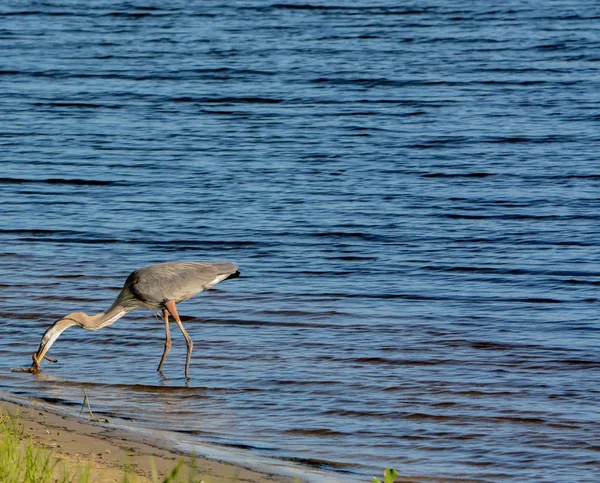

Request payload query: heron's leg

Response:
[157,308,172,372]
[165,300,194,378]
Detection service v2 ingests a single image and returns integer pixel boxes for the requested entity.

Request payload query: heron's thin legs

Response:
[157,308,172,372]
[165,300,194,378]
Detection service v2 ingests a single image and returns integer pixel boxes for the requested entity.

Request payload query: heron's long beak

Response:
[29,318,77,373]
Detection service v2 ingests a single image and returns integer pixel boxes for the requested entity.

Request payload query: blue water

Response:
[1,1,600,481]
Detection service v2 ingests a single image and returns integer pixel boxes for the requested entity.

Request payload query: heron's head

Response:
[30,314,80,372]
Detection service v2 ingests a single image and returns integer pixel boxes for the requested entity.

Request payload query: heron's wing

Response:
[129,262,238,304]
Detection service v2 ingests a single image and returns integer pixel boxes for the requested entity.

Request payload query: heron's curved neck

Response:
[33,305,133,365]
[73,305,130,331]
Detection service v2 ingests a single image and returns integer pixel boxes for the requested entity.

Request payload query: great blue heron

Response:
[29,261,240,378]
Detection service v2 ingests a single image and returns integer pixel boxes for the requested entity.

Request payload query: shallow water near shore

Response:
[1,1,600,482]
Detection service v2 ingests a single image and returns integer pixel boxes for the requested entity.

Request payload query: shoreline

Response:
[0,392,479,483]
[0,392,321,483]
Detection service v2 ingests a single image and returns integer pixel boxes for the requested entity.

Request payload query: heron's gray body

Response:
[119,261,239,310]
[29,261,240,377]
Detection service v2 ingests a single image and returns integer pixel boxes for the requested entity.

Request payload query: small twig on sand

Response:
[80,389,109,423]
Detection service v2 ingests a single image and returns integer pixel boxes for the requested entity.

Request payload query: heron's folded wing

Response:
[130,262,236,303]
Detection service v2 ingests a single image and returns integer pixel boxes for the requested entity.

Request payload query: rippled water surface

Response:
[1,1,600,481]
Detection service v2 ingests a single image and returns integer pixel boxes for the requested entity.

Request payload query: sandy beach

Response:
[0,397,295,483]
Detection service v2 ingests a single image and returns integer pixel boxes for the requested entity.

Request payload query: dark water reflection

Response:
[2,1,600,481]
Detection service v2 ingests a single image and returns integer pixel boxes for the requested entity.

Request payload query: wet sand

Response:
[0,398,294,483]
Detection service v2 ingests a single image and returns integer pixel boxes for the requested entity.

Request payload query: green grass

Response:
[0,410,201,483]
[372,468,399,483]
[0,410,68,483]
[1,409,382,483]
